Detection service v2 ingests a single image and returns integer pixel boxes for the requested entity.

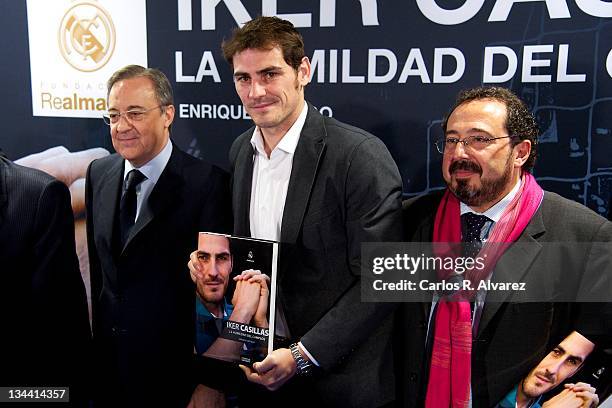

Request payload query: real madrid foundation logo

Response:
[58,1,116,72]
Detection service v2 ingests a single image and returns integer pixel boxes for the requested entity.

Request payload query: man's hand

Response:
[186,384,225,408]
[564,383,598,408]
[231,270,263,323]
[239,347,297,391]
[542,388,586,408]
[234,270,270,327]
[188,250,203,285]
[16,146,109,216]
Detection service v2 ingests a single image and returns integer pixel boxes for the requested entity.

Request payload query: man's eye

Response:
[445,138,459,145]
[197,254,210,261]
[263,71,277,79]
[109,113,119,120]
[235,76,249,83]
[127,111,145,120]
[566,357,580,366]
[550,348,562,357]
[472,136,490,143]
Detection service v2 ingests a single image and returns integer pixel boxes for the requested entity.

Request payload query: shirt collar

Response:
[123,139,172,184]
[460,177,522,222]
[250,101,308,157]
[197,296,232,319]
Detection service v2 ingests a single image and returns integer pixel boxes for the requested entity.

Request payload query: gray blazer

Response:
[230,103,403,407]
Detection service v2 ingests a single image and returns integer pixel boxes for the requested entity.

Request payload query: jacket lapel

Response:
[122,145,183,252]
[232,135,255,237]
[94,156,123,284]
[280,104,326,246]
[277,105,326,279]
[476,207,546,337]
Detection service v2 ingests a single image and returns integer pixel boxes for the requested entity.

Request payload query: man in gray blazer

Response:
[220,16,403,407]
[396,86,611,407]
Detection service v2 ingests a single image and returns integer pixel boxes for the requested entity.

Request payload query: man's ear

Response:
[163,104,175,129]
[513,139,531,168]
[297,56,311,87]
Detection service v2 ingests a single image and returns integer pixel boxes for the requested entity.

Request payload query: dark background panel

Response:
[2,1,611,218]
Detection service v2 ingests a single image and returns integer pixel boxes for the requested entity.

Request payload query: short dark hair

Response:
[442,86,539,171]
[107,65,174,107]
[221,16,305,71]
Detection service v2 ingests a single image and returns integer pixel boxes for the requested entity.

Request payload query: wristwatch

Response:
[289,343,313,376]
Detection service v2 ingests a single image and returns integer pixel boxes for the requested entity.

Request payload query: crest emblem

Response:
[58,1,116,72]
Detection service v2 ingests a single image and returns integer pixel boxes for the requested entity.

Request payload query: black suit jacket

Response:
[229,104,403,407]
[396,190,612,407]
[0,153,91,403]
[85,144,231,406]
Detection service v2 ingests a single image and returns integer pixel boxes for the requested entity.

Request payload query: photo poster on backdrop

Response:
[193,232,282,366]
[16,0,149,317]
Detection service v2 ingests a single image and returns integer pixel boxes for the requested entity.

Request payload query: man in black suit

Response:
[396,87,611,407]
[0,151,90,404]
[212,16,402,407]
[85,65,231,406]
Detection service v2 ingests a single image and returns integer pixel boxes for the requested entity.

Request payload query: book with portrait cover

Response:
[193,232,286,365]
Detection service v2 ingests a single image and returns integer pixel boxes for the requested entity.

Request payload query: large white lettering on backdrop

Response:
[417,0,612,24]
[177,0,379,30]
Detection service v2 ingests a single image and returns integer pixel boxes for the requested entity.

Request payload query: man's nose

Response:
[115,114,133,132]
[450,140,470,159]
[545,359,564,377]
[249,80,266,99]
[208,260,220,277]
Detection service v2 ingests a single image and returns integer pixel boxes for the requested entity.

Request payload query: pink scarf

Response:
[425,172,543,408]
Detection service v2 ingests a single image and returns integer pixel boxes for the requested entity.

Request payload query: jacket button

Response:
[409,373,418,382]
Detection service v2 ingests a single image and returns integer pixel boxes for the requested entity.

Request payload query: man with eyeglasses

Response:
[85,65,232,406]
[396,86,611,407]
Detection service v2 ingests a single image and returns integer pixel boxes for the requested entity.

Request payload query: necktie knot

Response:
[124,169,146,193]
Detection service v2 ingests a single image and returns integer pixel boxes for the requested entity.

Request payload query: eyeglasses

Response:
[435,135,516,154]
[102,105,164,126]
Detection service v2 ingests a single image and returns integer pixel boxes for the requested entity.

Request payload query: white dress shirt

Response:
[123,139,172,222]
[247,102,320,365]
[249,102,308,241]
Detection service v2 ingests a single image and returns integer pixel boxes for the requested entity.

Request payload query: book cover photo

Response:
[193,232,284,365]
